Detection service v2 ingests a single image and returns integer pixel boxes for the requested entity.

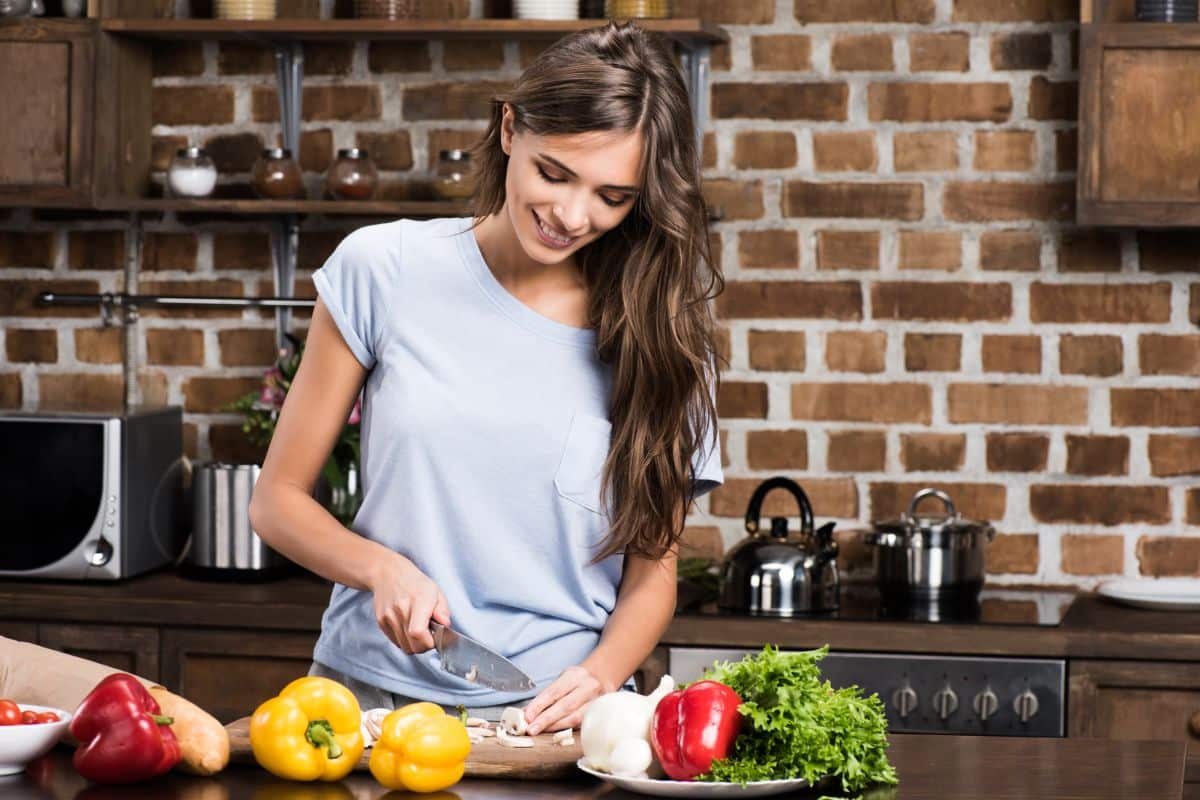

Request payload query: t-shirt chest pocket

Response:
[553,412,612,515]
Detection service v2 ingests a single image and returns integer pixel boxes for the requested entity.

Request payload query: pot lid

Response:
[871,488,994,540]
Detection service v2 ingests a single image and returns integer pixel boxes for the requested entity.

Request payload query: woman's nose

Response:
[552,197,588,234]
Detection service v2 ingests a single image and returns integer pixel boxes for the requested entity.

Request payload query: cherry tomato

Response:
[21,710,38,724]
[0,699,21,726]
[35,711,59,723]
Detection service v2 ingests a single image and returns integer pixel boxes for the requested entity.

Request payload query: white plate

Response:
[576,758,819,798]
[1097,578,1200,611]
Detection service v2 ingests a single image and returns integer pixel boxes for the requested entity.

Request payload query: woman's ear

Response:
[500,102,515,156]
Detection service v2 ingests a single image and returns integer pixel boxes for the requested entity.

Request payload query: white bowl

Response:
[0,705,72,777]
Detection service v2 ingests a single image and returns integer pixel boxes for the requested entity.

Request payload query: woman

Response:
[249,21,724,736]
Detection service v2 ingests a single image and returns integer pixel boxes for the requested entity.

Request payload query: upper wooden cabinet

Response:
[0,19,150,207]
[1079,24,1200,226]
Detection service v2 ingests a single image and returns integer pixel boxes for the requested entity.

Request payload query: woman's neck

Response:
[473,208,582,292]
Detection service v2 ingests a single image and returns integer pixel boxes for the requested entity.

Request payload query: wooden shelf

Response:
[100,18,728,45]
[98,197,473,217]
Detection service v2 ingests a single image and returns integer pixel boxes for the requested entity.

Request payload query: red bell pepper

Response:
[650,680,742,781]
[68,674,182,784]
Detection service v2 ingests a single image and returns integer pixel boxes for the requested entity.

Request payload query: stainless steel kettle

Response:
[718,476,840,616]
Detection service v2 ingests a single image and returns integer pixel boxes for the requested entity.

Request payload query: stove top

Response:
[687,586,1076,626]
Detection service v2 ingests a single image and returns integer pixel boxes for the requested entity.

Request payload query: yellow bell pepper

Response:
[250,676,364,782]
[368,702,472,793]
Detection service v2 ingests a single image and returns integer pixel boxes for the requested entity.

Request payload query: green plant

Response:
[226,333,362,524]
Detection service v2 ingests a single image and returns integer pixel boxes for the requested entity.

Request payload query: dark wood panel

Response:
[0,42,70,185]
[12,733,1196,800]
[37,623,160,682]
[100,18,728,43]
[1099,48,1200,203]
[0,20,94,205]
[1070,660,1200,745]
[0,622,38,642]
[161,628,317,723]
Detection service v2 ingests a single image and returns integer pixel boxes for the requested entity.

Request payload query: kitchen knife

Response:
[429,621,537,692]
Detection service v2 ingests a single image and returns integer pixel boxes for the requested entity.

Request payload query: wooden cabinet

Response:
[38,623,160,682]
[1070,660,1200,743]
[161,629,319,723]
[0,19,150,207]
[1078,24,1200,226]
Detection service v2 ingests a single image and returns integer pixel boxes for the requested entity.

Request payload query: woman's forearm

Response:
[582,556,677,694]
[249,484,402,592]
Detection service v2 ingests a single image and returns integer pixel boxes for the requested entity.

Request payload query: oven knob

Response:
[972,688,999,721]
[891,686,918,719]
[86,538,113,567]
[932,686,959,720]
[1014,689,1039,723]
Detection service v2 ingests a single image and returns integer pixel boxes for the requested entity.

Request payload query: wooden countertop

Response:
[8,735,1188,800]
[3,570,1200,662]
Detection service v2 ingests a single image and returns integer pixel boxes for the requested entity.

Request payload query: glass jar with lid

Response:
[432,149,475,200]
[606,0,671,18]
[167,147,218,198]
[252,148,306,200]
[326,148,379,201]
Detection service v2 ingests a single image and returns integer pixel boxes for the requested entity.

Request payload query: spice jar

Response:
[606,0,671,18]
[167,147,218,198]
[252,148,305,201]
[432,149,475,200]
[326,148,379,201]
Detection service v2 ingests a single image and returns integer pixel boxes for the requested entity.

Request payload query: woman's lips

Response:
[532,210,576,249]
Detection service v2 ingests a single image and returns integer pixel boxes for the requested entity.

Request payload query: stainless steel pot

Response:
[718,476,839,616]
[864,488,995,600]
[186,462,286,578]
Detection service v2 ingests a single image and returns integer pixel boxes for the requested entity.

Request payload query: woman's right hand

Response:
[369,554,452,655]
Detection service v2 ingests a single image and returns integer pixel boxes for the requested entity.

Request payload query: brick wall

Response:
[2,0,1198,586]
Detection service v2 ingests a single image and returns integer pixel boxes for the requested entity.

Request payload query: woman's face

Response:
[500,104,644,266]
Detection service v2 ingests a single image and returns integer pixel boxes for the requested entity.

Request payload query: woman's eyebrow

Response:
[537,153,639,192]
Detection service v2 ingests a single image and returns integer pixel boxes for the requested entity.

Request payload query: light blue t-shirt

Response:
[310,216,724,707]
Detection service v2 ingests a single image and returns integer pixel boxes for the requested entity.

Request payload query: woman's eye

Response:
[537,163,630,207]
[536,164,565,183]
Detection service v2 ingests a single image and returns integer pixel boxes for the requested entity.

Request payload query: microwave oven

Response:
[0,406,186,580]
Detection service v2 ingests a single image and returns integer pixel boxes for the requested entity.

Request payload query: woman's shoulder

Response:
[333,216,463,266]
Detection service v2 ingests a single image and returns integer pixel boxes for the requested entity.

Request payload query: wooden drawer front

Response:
[1099,48,1200,203]
[0,20,93,203]
[0,622,38,642]
[38,623,160,683]
[162,630,317,724]
[1079,24,1200,225]
[1070,660,1200,743]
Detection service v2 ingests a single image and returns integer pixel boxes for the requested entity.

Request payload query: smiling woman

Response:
[247,20,724,742]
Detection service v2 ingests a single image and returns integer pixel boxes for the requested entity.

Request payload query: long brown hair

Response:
[470,21,724,563]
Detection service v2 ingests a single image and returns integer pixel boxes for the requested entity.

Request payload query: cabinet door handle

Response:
[1189,710,1199,738]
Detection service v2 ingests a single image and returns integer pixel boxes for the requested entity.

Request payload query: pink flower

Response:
[347,394,362,426]
[259,383,285,410]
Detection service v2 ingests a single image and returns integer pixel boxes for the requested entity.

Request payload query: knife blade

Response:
[429,621,537,692]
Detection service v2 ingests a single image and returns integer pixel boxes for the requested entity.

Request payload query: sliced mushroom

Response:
[465,717,491,728]
[500,706,529,736]
[495,727,535,748]
[557,735,575,747]
[552,729,574,744]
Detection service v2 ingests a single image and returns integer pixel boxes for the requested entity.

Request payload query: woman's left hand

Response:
[522,665,606,735]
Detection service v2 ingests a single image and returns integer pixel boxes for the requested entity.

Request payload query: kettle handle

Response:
[744,476,814,537]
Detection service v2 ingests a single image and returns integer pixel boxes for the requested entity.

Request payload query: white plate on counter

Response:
[576,758,821,798]
[1097,578,1200,611]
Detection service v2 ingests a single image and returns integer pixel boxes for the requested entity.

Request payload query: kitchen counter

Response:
[3,570,1200,662]
[5,734,1188,800]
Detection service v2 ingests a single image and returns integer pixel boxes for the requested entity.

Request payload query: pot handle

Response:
[906,488,957,521]
[744,476,814,538]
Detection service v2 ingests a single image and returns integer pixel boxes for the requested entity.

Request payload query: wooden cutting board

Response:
[225,716,584,780]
